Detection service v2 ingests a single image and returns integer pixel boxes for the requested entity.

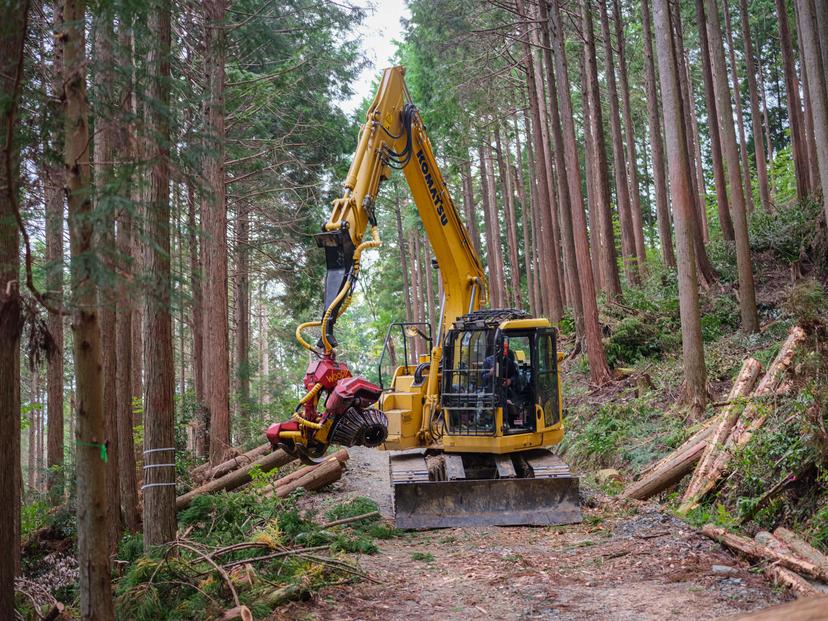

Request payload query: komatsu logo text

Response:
[417,149,448,226]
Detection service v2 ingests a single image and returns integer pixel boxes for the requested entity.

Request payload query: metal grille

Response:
[441,328,498,436]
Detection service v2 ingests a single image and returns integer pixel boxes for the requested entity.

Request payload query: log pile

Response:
[622,326,806,504]
[702,525,828,600]
[177,447,349,511]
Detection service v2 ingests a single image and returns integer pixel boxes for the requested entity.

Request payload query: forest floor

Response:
[270,447,785,621]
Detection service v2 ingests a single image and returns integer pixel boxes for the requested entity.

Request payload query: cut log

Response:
[193,443,272,483]
[702,525,828,583]
[220,605,253,621]
[623,357,761,500]
[176,448,294,511]
[261,449,349,495]
[623,439,707,500]
[763,564,822,597]
[680,328,806,513]
[682,358,762,503]
[774,528,828,572]
[271,457,343,499]
[719,596,828,620]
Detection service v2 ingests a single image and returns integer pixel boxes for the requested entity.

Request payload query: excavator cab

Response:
[383,309,581,529]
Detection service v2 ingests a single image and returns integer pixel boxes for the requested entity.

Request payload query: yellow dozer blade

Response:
[390,449,581,529]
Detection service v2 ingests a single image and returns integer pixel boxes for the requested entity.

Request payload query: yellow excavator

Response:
[266,66,580,528]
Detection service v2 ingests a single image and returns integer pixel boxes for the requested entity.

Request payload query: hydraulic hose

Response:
[320,226,381,354]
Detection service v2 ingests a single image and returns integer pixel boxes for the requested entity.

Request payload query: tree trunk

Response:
[793,0,821,193]
[694,0,735,241]
[187,182,207,458]
[529,32,565,314]
[653,0,708,415]
[775,0,810,199]
[548,0,611,384]
[234,204,250,425]
[63,0,115,611]
[478,141,502,307]
[493,125,522,309]
[516,0,564,319]
[672,6,708,247]
[409,230,421,359]
[258,288,270,405]
[640,0,675,267]
[203,0,231,465]
[94,12,122,550]
[116,204,138,531]
[705,0,759,333]
[536,0,583,328]
[143,0,177,549]
[723,2,755,211]
[423,238,435,336]
[796,0,828,225]
[739,0,771,211]
[612,0,647,272]
[511,115,536,315]
[28,370,36,493]
[394,186,413,324]
[681,46,711,243]
[0,0,23,585]
[45,15,65,504]
[461,159,481,257]
[582,0,623,300]
[599,0,639,286]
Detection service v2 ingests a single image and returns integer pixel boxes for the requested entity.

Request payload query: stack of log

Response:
[177,446,349,511]
[622,326,806,505]
[703,525,828,598]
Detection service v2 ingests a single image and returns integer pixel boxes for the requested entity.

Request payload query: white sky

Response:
[340,0,411,114]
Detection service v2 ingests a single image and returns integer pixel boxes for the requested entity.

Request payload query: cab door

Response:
[534,329,560,430]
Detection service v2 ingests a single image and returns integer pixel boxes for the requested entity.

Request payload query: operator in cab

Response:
[482,336,521,426]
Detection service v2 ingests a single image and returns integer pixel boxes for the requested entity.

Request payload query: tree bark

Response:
[479,141,502,308]
[775,0,810,199]
[739,0,771,211]
[653,0,708,415]
[599,0,639,286]
[0,0,23,588]
[143,0,177,549]
[234,204,250,424]
[516,0,564,319]
[694,0,735,241]
[187,181,207,458]
[203,0,231,465]
[796,0,828,226]
[461,159,481,257]
[493,125,522,309]
[394,186,414,324]
[704,0,759,333]
[258,287,270,405]
[582,0,623,300]
[548,0,611,384]
[45,13,65,504]
[94,11,122,549]
[613,0,646,272]
[537,0,583,329]
[640,0,675,267]
[723,2,755,212]
[793,0,821,193]
[63,0,115,610]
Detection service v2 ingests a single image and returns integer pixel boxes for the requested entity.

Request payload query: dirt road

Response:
[276,448,784,621]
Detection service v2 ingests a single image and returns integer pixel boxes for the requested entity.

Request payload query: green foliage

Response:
[604,317,663,367]
[700,295,740,342]
[21,500,50,538]
[117,489,395,620]
[783,279,828,330]
[411,552,434,562]
[749,197,824,264]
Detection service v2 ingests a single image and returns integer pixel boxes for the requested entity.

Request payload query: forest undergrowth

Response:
[560,195,828,550]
